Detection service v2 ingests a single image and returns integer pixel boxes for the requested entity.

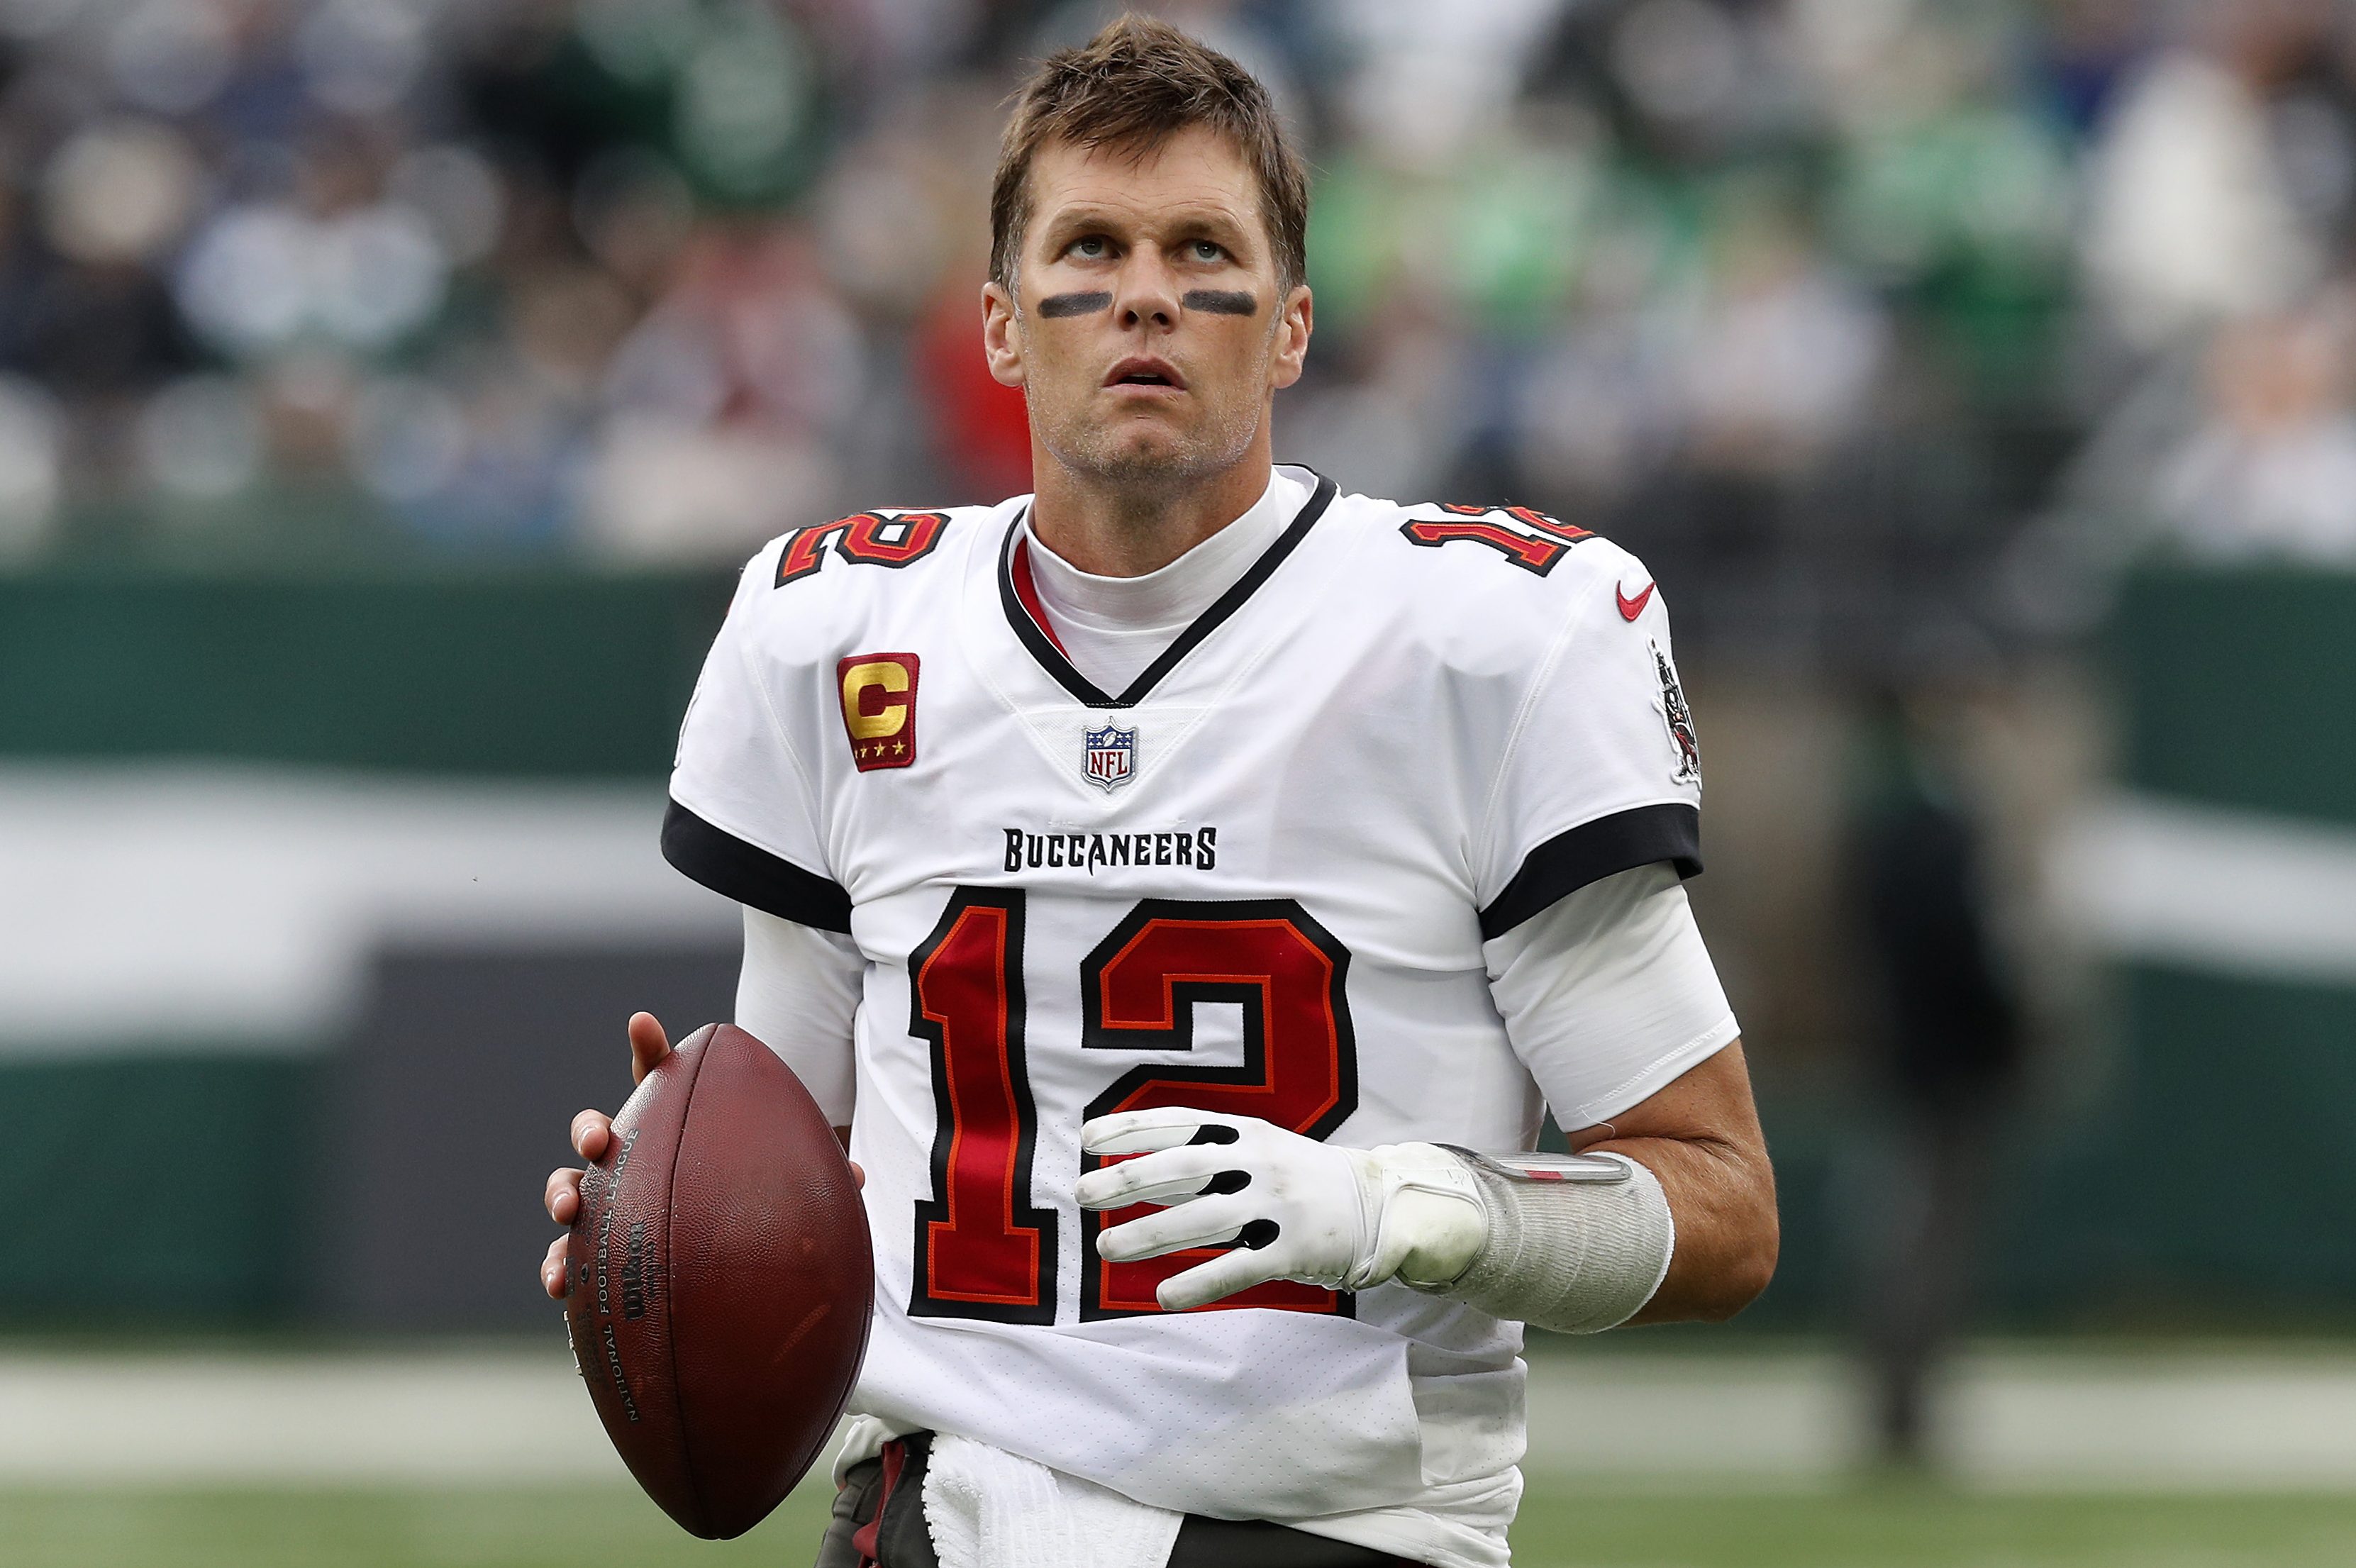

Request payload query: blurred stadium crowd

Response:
[2,0,2355,657]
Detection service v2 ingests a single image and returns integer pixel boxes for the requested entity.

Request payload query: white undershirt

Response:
[1019,467,1311,695]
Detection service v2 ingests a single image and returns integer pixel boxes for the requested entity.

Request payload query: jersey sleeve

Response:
[662,550,851,933]
[1473,567,1704,939]
[735,906,862,1125]
[1485,863,1738,1130]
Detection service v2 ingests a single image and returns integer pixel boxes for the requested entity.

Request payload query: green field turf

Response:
[3,1483,2352,1567]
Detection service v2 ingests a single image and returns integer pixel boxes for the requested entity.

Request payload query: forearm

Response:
[1408,1042,1778,1332]
[1406,1133,1774,1332]
[1570,1123,1777,1323]
[1473,864,1776,1329]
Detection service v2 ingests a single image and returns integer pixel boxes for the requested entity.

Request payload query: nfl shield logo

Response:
[1082,724,1138,791]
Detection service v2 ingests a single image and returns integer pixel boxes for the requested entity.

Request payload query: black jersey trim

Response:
[662,799,852,933]
[1478,802,1702,940]
[996,471,1340,709]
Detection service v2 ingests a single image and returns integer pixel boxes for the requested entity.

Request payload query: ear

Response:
[982,279,1026,389]
[1268,282,1313,392]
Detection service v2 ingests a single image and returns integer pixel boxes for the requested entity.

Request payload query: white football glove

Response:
[1076,1108,1491,1311]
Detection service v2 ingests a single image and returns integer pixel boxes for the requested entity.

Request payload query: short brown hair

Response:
[989,16,1309,293]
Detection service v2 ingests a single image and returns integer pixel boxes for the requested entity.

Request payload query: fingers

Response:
[1077,1145,1235,1211]
[628,1012,672,1085]
[548,1018,663,1308]
[571,1109,611,1160]
[1157,1245,1282,1312]
[850,1161,866,1189]
[545,1167,586,1223]
[1095,1194,1252,1263]
[1082,1107,1248,1157]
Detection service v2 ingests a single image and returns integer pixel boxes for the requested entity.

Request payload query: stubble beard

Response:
[1035,390,1260,499]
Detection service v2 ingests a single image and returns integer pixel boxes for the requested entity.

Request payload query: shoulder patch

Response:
[777,510,952,586]
[839,652,919,770]
[1397,504,1594,577]
[1652,638,1702,787]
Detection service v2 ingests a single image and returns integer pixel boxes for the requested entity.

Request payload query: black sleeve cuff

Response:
[1478,802,1702,940]
[662,800,852,933]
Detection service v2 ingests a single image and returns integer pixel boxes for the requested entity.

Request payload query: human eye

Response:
[1187,239,1227,262]
[1065,234,1112,260]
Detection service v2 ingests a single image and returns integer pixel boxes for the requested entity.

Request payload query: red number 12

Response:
[906,890,1358,1324]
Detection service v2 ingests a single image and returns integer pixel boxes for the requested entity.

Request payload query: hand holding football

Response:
[558,1021,872,1539]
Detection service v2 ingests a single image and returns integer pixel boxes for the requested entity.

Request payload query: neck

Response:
[1028,428,1275,578]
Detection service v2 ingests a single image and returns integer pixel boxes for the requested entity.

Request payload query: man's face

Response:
[983,125,1311,491]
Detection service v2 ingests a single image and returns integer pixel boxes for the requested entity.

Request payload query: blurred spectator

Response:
[2079,6,2327,351]
[176,131,449,359]
[1683,200,1886,481]
[1843,657,2025,1469]
[2151,291,2356,562]
[584,220,858,561]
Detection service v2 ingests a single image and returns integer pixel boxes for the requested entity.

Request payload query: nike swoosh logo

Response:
[1616,581,1655,621]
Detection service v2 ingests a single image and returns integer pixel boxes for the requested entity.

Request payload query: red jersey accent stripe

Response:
[1008,537,1070,657]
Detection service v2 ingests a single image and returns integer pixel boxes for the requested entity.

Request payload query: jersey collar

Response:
[996,469,1338,709]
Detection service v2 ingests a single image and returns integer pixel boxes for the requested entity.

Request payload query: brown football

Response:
[565,1022,872,1539]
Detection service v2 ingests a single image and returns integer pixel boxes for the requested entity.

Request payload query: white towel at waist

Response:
[922,1432,1184,1568]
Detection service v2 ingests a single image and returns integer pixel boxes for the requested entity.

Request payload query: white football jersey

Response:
[664,467,1714,1567]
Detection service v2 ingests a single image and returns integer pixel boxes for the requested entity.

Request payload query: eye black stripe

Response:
[1182,289,1257,315]
[1037,291,1111,318]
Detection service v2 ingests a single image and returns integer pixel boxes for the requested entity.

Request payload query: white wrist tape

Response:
[1413,1150,1675,1333]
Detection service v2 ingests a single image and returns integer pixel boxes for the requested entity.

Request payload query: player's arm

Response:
[1561,1040,1772,1324]
[1435,860,1775,1330]
[735,906,862,1150]
[1432,559,1771,1328]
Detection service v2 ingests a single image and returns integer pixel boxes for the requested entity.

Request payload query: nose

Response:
[1111,252,1179,333]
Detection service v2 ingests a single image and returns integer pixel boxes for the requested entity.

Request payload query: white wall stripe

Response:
[0,765,738,1055]
[2052,793,2356,984]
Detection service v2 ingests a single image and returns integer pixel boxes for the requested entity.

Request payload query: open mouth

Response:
[1105,358,1184,390]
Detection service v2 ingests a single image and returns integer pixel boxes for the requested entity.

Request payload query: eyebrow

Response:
[1038,205,1255,252]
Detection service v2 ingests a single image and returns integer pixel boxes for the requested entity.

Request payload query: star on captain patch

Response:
[1082,723,1138,791]
[1651,640,1701,788]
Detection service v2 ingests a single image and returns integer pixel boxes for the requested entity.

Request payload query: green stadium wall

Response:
[3,563,2350,1331]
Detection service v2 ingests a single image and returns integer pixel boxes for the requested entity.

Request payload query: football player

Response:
[542,19,1774,1568]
